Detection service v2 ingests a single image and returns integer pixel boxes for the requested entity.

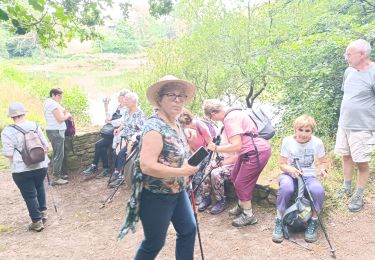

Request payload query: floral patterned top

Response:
[141,115,190,194]
[121,108,146,140]
[118,114,190,240]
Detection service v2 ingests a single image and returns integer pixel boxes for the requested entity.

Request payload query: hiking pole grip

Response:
[293,158,336,258]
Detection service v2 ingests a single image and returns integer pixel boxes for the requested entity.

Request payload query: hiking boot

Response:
[305,219,318,243]
[210,198,227,215]
[109,171,120,182]
[41,210,48,223]
[61,174,69,180]
[272,218,284,243]
[52,178,68,186]
[83,164,97,175]
[335,186,352,199]
[29,220,44,232]
[232,212,258,227]
[229,203,243,217]
[348,193,364,212]
[198,196,212,212]
[109,175,125,188]
[96,168,110,179]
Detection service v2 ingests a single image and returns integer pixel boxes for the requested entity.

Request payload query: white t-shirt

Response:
[280,135,325,177]
[106,106,128,128]
[43,98,66,130]
[1,121,50,173]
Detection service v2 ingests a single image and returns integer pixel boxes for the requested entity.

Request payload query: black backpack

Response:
[283,176,312,232]
[11,124,45,166]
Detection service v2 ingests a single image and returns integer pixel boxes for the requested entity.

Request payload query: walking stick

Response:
[293,158,336,258]
[189,176,204,260]
[100,137,140,209]
[188,136,221,197]
[46,171,58,212]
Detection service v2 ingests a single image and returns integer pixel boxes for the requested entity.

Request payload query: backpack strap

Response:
[224,108,260,167]
[10,124,27,135]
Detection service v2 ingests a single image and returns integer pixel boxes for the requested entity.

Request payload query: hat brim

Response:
[146,79,196,107]
[8,111,26,118]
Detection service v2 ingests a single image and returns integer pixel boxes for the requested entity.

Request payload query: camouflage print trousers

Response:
[201,164,234,201]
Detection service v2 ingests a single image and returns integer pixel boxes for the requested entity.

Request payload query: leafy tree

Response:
[0,0,176,48]
[95,21,139,54]
[0,0,131,48]
[146,0,375,137]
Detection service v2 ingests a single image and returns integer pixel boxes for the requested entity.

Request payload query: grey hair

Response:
[202,99,224,117]
[119,88,131,97]
[347,39,372,57]
[125,92,139,105]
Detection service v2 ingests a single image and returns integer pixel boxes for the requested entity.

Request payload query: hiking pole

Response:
[282,223,311,251]
[100,139,140,209]
[46,171,58,212]
[188,136,221,197]
[189,176,204,260]
[192,155,224,195]
[293,159,336,258]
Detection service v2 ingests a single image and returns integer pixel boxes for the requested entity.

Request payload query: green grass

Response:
[0,225,15,232]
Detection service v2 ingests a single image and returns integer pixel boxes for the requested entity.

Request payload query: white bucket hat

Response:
[8,102,27,117]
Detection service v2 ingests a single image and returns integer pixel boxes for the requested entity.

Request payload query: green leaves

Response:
[0,8,9,21]
[28,0,45,12]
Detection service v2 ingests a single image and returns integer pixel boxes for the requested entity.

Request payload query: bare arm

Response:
[279,156,301,178]
[52,108,71,123]
[207,134,242,154]
[316,156,329,178]
[139,131,198,178]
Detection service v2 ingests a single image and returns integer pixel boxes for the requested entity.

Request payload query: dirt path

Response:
[1,170,375,260]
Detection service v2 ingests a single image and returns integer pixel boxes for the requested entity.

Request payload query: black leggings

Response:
[93,135,113,168]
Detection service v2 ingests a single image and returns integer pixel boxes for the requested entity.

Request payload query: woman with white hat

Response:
[118,75,198,259]
[1,102,50,232]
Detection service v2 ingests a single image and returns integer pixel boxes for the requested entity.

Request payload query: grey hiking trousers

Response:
[46,130,65,178]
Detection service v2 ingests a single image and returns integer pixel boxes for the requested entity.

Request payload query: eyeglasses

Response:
[163,93,188,102]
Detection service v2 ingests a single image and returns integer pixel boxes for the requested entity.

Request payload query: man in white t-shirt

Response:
[43,87,71,185]
[334,39,375,212]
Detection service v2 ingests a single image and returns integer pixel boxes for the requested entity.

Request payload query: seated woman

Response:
[203,99,271,227]
[272,114,328,243]
[83,89,129,178]
[118,75,198,259]
[178,109,214,203]
[109,91,145,187]
[199,130,237,214]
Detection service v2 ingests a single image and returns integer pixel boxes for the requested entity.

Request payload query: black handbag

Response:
[100,123,115,137]
[111,109,122,121]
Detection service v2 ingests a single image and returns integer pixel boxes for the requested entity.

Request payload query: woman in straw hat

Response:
[1,102,50,232]
[118,75,198,259]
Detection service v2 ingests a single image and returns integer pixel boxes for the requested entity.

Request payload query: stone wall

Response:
[63,131,102,172]
[63,131,278,205]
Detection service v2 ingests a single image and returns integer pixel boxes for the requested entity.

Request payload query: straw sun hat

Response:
[146,75,196,107]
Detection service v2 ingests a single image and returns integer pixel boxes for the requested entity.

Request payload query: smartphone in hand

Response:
[188,146,209,166]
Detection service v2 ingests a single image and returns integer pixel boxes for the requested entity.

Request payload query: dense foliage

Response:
[146,0,375,137]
